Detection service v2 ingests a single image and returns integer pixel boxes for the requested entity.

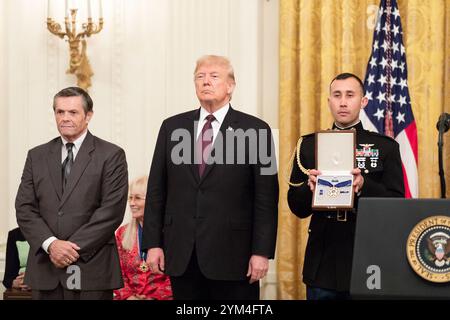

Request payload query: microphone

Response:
[436,112,450,133]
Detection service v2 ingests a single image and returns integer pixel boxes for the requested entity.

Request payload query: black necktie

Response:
[62,143,74,188]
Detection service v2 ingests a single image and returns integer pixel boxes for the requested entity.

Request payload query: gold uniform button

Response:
[364,169,369,174]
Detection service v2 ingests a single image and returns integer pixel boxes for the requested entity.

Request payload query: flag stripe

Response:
[361,0,419,198]
[396,130,418,197]
[404,121,418,163]
[402,163,412,198]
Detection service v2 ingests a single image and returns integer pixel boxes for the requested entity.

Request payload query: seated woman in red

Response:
[114,176,172,300]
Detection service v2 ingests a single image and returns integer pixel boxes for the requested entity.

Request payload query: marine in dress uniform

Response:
[288,121,405,296]
[287,72,405,299]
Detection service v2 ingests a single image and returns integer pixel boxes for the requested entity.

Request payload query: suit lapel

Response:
[187,109,201,184]
[46,138,63,200]
[59,131,95,208]
[199,106,239,184]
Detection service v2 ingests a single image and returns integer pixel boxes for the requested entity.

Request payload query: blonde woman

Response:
[114,176,172,300]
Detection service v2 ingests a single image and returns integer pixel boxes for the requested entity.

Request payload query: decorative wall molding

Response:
[0,0,8,246]
[0,0,279,299]
[109,0,124,146]
[46,29,59,137]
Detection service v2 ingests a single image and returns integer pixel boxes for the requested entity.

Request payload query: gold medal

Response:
[139,261,149,272]
[328,186,339,197]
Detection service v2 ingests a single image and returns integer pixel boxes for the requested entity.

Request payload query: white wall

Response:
[0,0,8,297]
[0,0,279,298]
[0,0,9,246]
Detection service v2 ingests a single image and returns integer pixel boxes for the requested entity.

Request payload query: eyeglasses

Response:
[128,195,146,202]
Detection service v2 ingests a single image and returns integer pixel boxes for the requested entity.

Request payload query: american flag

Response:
[360,0,418,198]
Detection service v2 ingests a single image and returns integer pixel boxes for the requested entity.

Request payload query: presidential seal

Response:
[406,216,450,283]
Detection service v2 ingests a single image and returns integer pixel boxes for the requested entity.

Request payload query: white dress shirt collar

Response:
[60,130,88,162]
[196,104,230,141]
[199,103,230,125]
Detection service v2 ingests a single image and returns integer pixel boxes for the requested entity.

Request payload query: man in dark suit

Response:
[288,73,404,300]
[142,55,278,300]
[15,87,128,300]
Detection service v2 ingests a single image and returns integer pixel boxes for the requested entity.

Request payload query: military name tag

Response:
[312,130,356,210]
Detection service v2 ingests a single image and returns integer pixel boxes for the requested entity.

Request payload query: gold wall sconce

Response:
[47,0,103,90]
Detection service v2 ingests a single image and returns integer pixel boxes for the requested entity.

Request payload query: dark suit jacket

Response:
[2,227,27,289]
[288,122,405,291]
[15,131,128,291]
[142,106,278,281]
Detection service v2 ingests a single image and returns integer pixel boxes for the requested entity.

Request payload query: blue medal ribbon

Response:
[137,223,147,261]
[317,178,352,188]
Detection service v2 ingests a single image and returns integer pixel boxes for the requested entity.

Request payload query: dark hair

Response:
[53,87,93,114]
[330,73,365,95]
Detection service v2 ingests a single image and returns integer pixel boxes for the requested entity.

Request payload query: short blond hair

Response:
[194,55,235,83]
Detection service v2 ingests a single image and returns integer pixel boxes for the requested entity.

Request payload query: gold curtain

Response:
[278,0,450,300]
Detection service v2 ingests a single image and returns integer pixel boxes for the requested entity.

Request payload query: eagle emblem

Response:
[427,232,450,267]
[407,216,450,283]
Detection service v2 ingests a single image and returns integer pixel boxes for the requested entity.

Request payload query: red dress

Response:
[113,224,173,300]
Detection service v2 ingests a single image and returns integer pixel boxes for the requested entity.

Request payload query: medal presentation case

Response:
[312,130,356,210]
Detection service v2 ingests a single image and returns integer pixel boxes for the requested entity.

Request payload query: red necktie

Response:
[197,114,215,177]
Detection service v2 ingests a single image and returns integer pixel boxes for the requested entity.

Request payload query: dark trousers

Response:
[32,283,113,300]
[306,285,350,300]
[170,250,259,300]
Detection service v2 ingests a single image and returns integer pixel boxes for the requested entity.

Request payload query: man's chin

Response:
[199,96,214,102]
[199,98,217,106]
[59,131,76,140]
[59,131,73,137]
